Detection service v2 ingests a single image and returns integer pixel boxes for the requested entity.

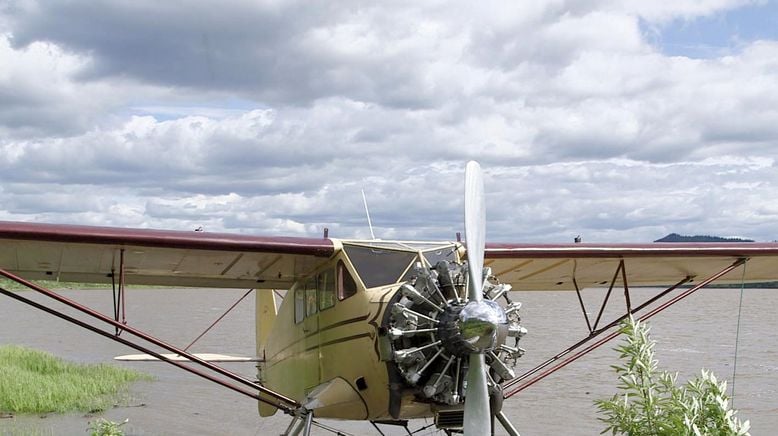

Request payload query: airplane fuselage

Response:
[257,240,467,421]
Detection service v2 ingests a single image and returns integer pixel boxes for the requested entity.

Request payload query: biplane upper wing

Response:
[485,242,778,291]
[0,221,336,289]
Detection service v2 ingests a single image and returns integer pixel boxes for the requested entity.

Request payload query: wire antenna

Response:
[361,189,376,240]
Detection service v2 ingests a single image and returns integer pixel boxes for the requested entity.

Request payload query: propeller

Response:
[461,161,520,436]
[462,161,490,435]
[464,160,485,303]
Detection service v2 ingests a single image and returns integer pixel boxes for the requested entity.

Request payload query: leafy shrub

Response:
[595,317,750,436]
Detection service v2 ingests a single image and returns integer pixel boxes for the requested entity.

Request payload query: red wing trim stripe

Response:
[485,242,778,259]
[0,221,334,257]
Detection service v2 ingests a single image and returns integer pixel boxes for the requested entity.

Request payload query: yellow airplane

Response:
[2,161,778,435]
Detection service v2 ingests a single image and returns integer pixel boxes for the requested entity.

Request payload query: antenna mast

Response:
[361,189,376,240]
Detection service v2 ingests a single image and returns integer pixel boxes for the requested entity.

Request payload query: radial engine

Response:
[382,260,527,408]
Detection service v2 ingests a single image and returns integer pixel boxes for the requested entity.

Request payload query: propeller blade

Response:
[463,161,499,435]
[464,160,485,302]
[463,353,490,436]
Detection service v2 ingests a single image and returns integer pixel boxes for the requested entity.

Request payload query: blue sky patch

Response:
[644,1,777,58]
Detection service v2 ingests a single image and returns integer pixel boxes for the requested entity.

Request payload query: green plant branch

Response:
[595,317,750,436]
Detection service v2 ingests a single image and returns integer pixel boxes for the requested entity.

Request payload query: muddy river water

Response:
[1,287,776,435]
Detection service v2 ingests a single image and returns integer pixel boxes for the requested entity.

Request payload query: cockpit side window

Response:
[305,276,318,317]
[295,268,338,324]
[337,260,357,300]
[294,285,305,324]
[319,269,336,310]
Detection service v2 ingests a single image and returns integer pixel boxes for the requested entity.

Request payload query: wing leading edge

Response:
[0,221,336,289]
[485,242,778,291]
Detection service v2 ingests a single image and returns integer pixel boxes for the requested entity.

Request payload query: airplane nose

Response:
[458,299,508,353]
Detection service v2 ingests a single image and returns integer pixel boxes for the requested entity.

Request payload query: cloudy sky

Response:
[1,0,777,243]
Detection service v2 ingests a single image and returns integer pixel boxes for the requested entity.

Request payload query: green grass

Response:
[0,278,112,291]
[0,277,185,292]
[0,345,152,414]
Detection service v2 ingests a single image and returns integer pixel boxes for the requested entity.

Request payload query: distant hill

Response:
[654,233,754,243]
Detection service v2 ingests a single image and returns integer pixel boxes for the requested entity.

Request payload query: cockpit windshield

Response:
[342,241,459,289]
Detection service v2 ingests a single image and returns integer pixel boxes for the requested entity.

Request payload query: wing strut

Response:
[0,267,301,414]
[502,257,748,398]
[591,259,625,332]
[111,248,127,336]
[572,277,592,332]
[183,288,254,352]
